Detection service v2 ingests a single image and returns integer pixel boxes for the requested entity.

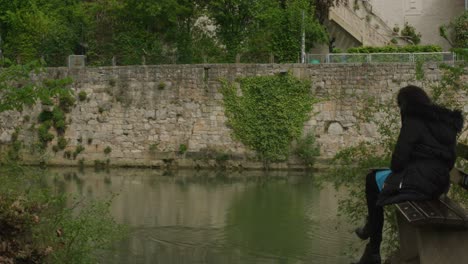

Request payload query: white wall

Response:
[370,0,465,50]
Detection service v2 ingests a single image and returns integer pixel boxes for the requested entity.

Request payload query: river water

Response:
[48,168,355,264]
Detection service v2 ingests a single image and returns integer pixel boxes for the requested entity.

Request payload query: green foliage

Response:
[57,136,68,150]
[38,123,54,148]
[0,61,70,112]
[158,82,166,90]
[52,145,60,153]
[52,107,66,134]
[415,60,425,80]
[440,11,468,48]
[295,132,320,168]
[38,110,54,123]
[347,45,442,53]
[64,150,72,159]
[221,73,315,163]
[179,144,187,154]
[5,128,23,162]
[104,146,112,155]
[400,22,422,45]
[0,49,123,264]
[268,0,328,62]
[332,48,343,53]
[0,168,125,264]
[73,145,85,159]
[59,92,76,113]
[149,143,158,154]
[78,91,87,101]
[0,0,333,65]
[431,63,468,113]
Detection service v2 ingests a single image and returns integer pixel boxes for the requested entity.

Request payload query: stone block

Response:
[327,122,343,135]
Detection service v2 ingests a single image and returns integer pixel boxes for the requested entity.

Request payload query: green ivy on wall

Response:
[221,73,315,163]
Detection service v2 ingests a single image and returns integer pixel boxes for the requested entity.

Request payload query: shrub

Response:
[179,144,187,154]
[38,110,54,123]
[72,145,85,160]
[400,22,421,45]
[295,133,320,168]
[0,168,126,264]
[78,91,87,101]
[347,45,442,53]
[158,82,166,90]
[38,123,54,147]
[59,93,76,113]
[57,136,68,150]
[104,146,112,155]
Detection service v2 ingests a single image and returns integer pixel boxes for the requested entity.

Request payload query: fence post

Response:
[326,54,330,63]
[235,53,241,64]
[269,53,274,64]
[367,54,372,63]
[112,56,116,66]
[141,55,146,65]
[410,53,414,63]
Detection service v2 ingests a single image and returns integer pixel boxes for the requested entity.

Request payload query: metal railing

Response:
[306,52,458,64]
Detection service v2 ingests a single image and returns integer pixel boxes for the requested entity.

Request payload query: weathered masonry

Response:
[0,64,466,169]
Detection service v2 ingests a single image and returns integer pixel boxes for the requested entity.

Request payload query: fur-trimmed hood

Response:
[403,103,464,132]
[402,103,464,144]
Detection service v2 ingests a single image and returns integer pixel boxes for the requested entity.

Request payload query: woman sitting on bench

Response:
[352,85,464,264]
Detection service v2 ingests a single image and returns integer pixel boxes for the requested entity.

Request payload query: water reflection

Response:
[48,168,353,264]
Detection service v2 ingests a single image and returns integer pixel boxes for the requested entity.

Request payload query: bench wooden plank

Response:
[411,200,464,226]
[439,196,468,227]
[396,201,426,223]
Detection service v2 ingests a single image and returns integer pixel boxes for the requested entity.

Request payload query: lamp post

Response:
[301,10,305,63]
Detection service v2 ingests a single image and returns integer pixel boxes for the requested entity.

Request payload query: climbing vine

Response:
[36,79,75,151]
[221,73,316,163]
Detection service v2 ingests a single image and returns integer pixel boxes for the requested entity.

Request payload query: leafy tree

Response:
[0,0,339,65]
[400,22,422,45]
[440,11,468,49]
[0,0,85,65]
[0,60,72,112]
[207,0,259,60]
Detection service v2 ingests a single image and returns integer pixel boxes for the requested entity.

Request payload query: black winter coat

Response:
[377,103,464,206]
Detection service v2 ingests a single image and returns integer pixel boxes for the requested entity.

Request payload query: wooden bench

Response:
[395,143,468,264]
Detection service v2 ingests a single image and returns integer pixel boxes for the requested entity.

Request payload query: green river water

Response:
[47,168,356,264]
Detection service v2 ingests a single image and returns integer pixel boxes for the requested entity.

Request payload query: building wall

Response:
[370,0,465,50]
[0,64,466,169]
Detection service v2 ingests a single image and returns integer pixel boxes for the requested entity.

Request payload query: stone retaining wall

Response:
[0,63,466,169]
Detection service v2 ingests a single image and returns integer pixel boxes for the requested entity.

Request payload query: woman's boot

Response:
[351,243,381,264]
[355,217,370,240]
